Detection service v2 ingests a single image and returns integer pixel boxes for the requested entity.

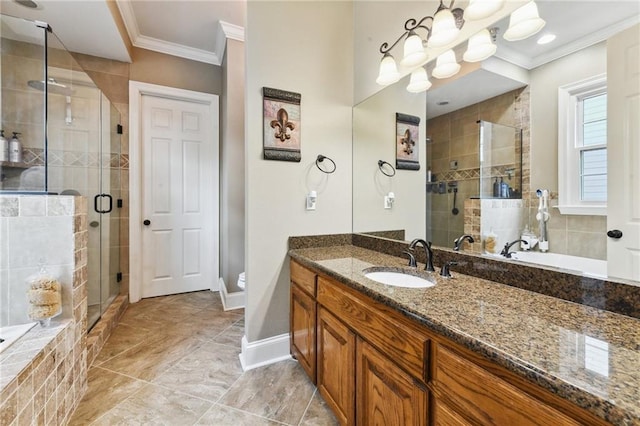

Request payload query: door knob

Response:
[143,219,151,226]
[607,229,623,239]
[89,221,99,228]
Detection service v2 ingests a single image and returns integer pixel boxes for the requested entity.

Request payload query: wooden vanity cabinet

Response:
[317,307,356,425]
[431,342,602,426]
[290,261,317,382]
[290,260,610,426]
[357,338,428,426]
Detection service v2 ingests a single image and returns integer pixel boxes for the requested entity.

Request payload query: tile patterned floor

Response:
[69,291,337,425]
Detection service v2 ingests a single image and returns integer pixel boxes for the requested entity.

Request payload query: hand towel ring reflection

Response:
[316,155,336,174]
[378,160,396,177]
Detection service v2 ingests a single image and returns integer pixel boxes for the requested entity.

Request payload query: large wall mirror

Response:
[353,1,640,281]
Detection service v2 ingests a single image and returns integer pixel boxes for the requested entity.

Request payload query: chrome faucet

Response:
[453,234,475,251]
[408,239,435,272]
[500,239,529,258]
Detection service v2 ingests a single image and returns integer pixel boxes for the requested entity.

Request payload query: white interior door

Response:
[141,94,216,298]
[607,24,640,282]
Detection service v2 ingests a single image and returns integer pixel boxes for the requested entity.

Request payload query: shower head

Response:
[14,0,39,9]
[27,78,73,96]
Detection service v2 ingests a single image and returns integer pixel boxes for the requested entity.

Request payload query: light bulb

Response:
[406,68,432,93]
[463,29,497,62]
[432,50,461,79]
[376,54,400,86]
[465,0,505,21]
[401,31,427,67]
[503,1,546,41]
[428,8,459,48]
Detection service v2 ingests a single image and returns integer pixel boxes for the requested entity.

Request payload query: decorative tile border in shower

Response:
[22,148,128,169]
[437,164,517,183]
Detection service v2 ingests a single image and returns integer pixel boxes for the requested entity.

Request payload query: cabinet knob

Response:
[143,219,151,226]
[607,229,623,239]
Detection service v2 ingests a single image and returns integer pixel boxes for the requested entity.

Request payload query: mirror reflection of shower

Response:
[27,77,74,125]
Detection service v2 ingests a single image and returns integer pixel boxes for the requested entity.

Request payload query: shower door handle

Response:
[94,194,113,214]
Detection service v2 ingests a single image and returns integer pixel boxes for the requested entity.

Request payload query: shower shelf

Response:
[0,161,31,182]
[0,161,30,169]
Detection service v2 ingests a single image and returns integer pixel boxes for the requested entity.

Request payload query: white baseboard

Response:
[218,277,245,311]
[239,333,292,371]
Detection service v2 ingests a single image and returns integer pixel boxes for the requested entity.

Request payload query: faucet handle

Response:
[403,251,417,268]
[440,261,458,278]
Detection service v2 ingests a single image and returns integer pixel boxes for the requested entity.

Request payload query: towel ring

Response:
[378,160,396,177]
[316,155,336,174]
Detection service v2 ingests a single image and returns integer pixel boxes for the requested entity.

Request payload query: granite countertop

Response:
[289,245,640,426]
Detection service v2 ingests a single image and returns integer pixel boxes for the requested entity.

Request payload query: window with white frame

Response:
[557,74,607,216]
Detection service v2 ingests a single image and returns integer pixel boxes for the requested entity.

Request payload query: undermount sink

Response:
[363,268,435,288]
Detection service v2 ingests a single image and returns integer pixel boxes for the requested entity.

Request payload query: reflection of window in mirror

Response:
[558,74,607,216]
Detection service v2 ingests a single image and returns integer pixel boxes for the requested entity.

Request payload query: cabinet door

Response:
[434,343,581,426]
[356,339,427,426]
[291,283,316,382]
[432,398,472,426]
[317,307,356,425]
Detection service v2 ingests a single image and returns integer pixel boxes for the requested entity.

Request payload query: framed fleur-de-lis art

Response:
[263,87,301,162]
[395,112,420,170]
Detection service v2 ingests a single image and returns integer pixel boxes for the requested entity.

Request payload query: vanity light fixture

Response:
[432,50,461,79]
[503,1,546,41]
[464,0,505,21]
[376,0,464,85]
[406,67,432,93]
[463,28,498,62]
[375,0,545,92]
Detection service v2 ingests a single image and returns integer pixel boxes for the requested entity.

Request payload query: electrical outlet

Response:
[384,196,392,209]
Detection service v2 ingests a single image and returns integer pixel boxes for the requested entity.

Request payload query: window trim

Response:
[557,74,607,216]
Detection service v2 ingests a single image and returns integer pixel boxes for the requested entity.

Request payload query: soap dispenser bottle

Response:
[9,132,22,163]
[0,130,8,162]
[500,177,509,198]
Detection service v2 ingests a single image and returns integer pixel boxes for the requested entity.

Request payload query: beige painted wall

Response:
[529,42,607,259]
[353,78,426,242]
[220,39,245,292]
[245,1,354,342]
[129,47,222,95]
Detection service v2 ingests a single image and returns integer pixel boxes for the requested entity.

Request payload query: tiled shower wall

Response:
[0,39,131,298]
[426,87,530,249]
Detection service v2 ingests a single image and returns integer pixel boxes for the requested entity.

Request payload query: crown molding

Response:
[115,1,244,66]
[497,14,640,70]
[215,21,245,64]
[134,34,220,64]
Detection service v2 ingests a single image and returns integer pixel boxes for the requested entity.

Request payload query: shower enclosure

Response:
[426,120,522,248]
[0,14,122,329]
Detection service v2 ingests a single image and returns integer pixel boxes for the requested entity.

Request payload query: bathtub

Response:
[509,251,607,279]
[0,322,37,354]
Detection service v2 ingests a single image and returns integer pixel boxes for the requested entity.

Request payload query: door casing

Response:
[129,81,220,303]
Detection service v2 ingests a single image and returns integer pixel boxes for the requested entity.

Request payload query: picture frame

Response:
[263,87,301,162]
[395,112,420,170]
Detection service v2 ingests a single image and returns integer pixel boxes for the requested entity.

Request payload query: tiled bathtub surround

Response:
[1,196,78,327]
[288,240,640,424]
[0,195,88,425]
